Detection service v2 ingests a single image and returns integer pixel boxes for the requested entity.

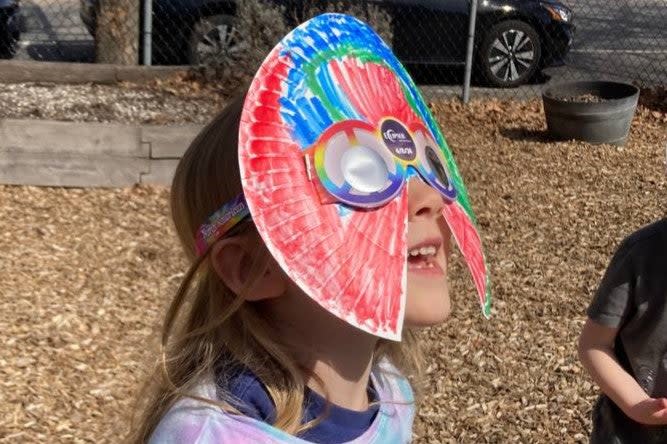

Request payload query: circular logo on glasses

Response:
[381,119,416,161]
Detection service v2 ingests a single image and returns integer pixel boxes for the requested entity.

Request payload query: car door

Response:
[370,0,471,64]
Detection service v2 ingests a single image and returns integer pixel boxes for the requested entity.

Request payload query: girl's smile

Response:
[407,237,445,276]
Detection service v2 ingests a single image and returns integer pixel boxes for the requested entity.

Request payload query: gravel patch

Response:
[0,93,665,443]
[0,82,224,125]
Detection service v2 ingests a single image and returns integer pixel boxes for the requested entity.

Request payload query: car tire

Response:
[188,14,240,66]
[479,20,541,88]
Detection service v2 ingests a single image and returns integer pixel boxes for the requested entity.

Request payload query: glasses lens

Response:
[425,145,450,188]
[340,145,389,193]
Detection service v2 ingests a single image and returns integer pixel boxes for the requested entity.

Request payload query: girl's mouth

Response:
[407,239,444,276]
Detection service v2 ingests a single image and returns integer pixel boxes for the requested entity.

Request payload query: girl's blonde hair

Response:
[128,93,425,443]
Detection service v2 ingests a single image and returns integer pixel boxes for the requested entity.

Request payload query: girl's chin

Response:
[404,305,451,327]
[405,282,451,326]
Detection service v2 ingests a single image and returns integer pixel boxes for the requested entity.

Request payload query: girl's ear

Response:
[210,237,287,301]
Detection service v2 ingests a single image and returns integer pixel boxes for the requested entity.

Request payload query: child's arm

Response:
[578,317,667,425]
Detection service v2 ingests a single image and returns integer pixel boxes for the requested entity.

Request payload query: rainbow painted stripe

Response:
[195,194,251,257]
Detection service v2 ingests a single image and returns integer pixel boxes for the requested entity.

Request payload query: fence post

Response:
[462,0,479,103]
[142,0,153,66]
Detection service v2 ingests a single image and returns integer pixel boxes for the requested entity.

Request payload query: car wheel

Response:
[479,20,541,88]
[188,14,241,65]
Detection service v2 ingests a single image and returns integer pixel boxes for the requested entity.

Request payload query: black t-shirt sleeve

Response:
[587,238,636,329]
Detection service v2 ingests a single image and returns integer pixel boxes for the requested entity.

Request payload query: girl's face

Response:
[230,177,455,332]
[405,178,452,327]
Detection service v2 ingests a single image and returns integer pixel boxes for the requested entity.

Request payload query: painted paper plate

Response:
[239,13,491,340]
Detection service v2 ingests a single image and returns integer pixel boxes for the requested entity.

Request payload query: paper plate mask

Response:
[202,13,490,340]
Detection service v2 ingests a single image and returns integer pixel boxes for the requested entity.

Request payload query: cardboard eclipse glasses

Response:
[304,118,457,209]
[196,117,457,256]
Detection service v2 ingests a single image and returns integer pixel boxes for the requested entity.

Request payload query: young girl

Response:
[130,14,490,443]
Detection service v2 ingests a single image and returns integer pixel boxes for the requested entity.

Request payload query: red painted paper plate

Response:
[239,13,491,340]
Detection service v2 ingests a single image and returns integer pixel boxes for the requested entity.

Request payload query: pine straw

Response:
[0,99,665,443]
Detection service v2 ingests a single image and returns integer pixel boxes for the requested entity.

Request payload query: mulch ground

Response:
[0,88,665,443]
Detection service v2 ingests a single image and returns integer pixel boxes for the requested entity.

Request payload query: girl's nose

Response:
[407,178,445,219]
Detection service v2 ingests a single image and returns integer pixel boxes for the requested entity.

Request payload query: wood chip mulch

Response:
[0,96,665,443]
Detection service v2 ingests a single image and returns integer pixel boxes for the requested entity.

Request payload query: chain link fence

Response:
[1,0,665,100]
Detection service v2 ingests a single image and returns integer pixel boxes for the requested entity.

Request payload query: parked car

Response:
[0,0,20,59]
[80,0,574,88]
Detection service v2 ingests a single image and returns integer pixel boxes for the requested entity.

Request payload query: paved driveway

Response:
[15,0,93,62]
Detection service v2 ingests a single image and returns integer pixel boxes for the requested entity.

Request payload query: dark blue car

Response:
[81,0,574,87]
[0,0,20,58]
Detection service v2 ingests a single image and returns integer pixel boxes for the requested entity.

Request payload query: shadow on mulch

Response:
[639,87,667,114]
[500,127,554,143]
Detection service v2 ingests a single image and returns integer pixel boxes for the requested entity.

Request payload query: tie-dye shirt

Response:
[148,360,415,444]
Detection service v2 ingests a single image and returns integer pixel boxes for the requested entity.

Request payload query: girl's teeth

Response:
[409,246,437,257]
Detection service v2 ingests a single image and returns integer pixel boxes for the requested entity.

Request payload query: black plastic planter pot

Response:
[542,81,640,146]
